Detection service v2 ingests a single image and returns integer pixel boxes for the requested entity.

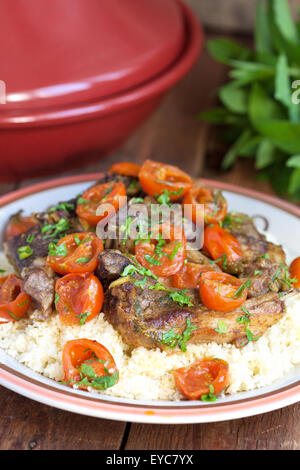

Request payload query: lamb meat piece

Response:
[22,260,57,320]
[4,225,52,274]
[96,249,131,290]
[4,208,83,275]
[103,268,287,351]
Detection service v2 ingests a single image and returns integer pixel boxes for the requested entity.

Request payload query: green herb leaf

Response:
[17,245,33,260]
[215,320,228,335]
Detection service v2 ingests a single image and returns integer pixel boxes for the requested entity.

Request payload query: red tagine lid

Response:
[0,0,186,111]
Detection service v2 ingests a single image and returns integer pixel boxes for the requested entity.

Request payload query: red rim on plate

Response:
[0,174,299,423]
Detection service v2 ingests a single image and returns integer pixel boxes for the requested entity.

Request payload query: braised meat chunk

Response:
[104,274,285,351]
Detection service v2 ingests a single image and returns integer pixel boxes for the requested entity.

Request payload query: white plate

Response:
[0,174,299,423]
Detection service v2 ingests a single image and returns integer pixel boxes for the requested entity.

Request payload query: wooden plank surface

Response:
[0,32,299,451]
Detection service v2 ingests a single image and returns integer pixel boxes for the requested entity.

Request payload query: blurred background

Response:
[1,0,300,204]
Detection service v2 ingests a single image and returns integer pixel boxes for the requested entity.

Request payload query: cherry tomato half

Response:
[290,256,300,288]
[46,232,103,275]
[203,223,242,267]
[55,272,103,326]
[5,212,37,239]
[174,358,229,400]
[172,262,216,289]
[135,223,186,277]
[76,181,127,226]
[183,185,228,226]
[199,271,248,312]
[62,339,119,390]
[0,274,31,323]
[138,160,193,200]
[109,162,141,177]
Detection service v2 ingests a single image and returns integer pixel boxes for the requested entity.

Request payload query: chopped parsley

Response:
[160,318,198,352]
[42,218,70,240]
[201,384,217,402]
[26,233,35,244]
[121,263,158,281]
[48,242,68,257]
[254,270,263,276]
[17,299,29,307]
[148,283,194,307]
[48,202,75,213]
[236,306,260,342]
[17,245,33,260]
[75,257,91,264]
[54,293,59,308]
[208,254,228,270]
[74,363,119,391]
[77,197,90,205]
[76,311,92,325]
[156,188,184,206]
[215,320,228,335]
[232,280,252,299]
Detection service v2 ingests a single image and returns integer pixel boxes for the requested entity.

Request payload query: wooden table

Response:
[0,32,299,451]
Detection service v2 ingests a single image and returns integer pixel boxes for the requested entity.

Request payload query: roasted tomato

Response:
[0,274,31,323]
[172,262,216,289]
[174,358,229,400]
[5,212,37,239]
[199,271,248,312]
[183,185,228,226]
[290,257,300,288]
[109,162,141,177]
[62,339,119,390]
[76,181,127,226]
[55,273,104,326]
[138,160,193,200]
[135,223,186,277]
[203,223,242,267]
[46,232,103,275]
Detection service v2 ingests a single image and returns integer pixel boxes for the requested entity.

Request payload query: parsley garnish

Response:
[42,218,70,240]
[75,363,119,391]
[26,233,35,244]
[201,384,217,402]
[156,188,184,206]
[75,257,91,264]
[160,318,198,352]
[121,264,158,280]
[232,280,252,299]
[208,254,228,270]
[76,311,92,325]
[215,320,228,335]
[48,242,68,257]
[48,202,75,213]
[17,245,33,260]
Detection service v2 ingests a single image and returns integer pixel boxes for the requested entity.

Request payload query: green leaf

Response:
[275,54,299,122]
[288,168,300,194]
[255,0,273,54]
[255,139,276,169]
[287,155,300,168]
[229,61,274,85]
[239,136,263,157]
[207,39,252,66]
[218,82,248,114]
[254,120,300,154]
[221,129,253,169]
[275,54,291,107]
[272,0,299,45]
[267,0,300,63]
[249,82,285,124]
